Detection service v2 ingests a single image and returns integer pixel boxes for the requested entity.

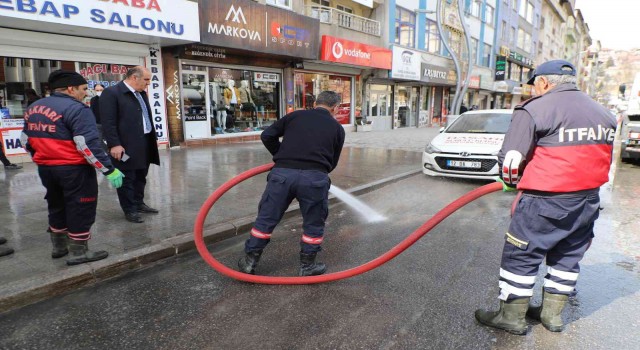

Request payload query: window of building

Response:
[471,0,482,18]
[540,16,545,30]
[502,20,508,40]
[471,38,479,65]
[266,0,292,9]
[511,26,516,45]
[310,0,331,22]
[518,0,534,24]
[426,19,441,54]
[336,5,353,13]
[482,43,492,67]
[485,5,495,26]
[512,0,517,10]
[395,6,416,48]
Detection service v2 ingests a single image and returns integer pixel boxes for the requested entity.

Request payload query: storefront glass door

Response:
[181,70,210,140]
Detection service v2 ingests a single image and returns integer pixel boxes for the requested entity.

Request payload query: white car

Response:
[422,109,513,180]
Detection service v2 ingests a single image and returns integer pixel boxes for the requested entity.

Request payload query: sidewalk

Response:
[0,127,441,313]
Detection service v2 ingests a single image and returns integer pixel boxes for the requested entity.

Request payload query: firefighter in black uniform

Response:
[238,91,345,276]
[21,70,124,266]
[475,60,617,335]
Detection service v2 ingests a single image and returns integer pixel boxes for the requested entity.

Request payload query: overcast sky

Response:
[575,0,640,50]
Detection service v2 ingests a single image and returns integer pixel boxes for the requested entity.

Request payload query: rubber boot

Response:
[475,297,530,335]
[48,228,68,259]
[66,240,108,266]
[299,253,327,276]
[526,291,569,332]
[238,251,262,274]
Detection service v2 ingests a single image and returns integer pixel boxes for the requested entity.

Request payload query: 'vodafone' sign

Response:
[320,35,391,69]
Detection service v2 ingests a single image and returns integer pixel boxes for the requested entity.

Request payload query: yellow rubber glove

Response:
[106,169,124,189]
[497,177,517,192]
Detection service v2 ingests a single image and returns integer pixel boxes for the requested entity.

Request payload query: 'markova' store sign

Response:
[200,0,320,60]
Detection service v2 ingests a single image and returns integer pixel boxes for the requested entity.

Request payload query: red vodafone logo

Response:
[332,42,344,59]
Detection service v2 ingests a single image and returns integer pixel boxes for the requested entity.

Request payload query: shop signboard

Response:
[495,55,507,81]
[254,72,280,83]
[391,46,421,81]
[469,76,481,89]
[0,110,25,154]
[0,0,200,41]
[320,36,391,69]
[145,44,169,144]
[420,63,453,84]
[200,0,320,60]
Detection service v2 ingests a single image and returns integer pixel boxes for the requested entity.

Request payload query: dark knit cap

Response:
[48,70,88,89]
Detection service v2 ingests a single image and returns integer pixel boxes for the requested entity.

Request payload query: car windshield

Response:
[446,113,512,134]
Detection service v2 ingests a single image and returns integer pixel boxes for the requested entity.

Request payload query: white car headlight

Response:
[425,143,442,154]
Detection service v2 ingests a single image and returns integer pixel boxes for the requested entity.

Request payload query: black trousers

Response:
[0,143,10,166]
[116,167,149,214]
[38,165,98,240]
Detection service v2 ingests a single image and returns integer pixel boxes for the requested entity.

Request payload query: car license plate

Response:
[447,160,482,168]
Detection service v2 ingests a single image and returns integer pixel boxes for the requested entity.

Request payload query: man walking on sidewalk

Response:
[238,91,345,276]
[21,70,124,265]
[100,67,160,224]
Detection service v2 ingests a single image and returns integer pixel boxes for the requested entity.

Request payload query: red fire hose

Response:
[194,163,503,285]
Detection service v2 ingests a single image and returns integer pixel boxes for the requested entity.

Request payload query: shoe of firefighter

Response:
[48,228,68,259]
[238,251,262,274]
[66,239,108,266]
[475,297,530,335]
[526,291,569,332]
[0,245,14,257]
[299,252,327,276]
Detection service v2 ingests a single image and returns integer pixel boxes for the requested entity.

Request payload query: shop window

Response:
[294,72,353,125]
[1,56,53,119]
[395,6,415,48]
[78,62,130,106]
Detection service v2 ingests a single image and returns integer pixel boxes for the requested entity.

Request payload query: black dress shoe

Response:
[137,203,159,213]
[125,212,144,223]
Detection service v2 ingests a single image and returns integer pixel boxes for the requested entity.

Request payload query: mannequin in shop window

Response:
[238,80,255,123]
[252,81,267,128]
[223,79,240,131]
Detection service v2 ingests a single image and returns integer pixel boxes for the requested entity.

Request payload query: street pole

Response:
[434,0,462,115]
[455,0,473,114]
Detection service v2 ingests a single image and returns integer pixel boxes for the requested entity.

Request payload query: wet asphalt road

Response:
[1,162,639,350]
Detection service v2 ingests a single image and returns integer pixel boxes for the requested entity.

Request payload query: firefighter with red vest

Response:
[21,70,124,266]
[475,60,617,335]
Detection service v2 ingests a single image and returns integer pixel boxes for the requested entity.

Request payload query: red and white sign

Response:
[320,35,391,69]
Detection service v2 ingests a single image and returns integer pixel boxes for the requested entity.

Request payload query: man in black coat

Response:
[100,66,160,223]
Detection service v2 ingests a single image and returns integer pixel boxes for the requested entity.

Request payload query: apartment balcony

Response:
[306,5,381,37]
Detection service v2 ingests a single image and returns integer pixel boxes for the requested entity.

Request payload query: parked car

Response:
[620,109,640,162]
[334,102,360,125]
[422,109,513,180]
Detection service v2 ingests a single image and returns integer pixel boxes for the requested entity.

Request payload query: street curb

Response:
[0,169,422,314]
